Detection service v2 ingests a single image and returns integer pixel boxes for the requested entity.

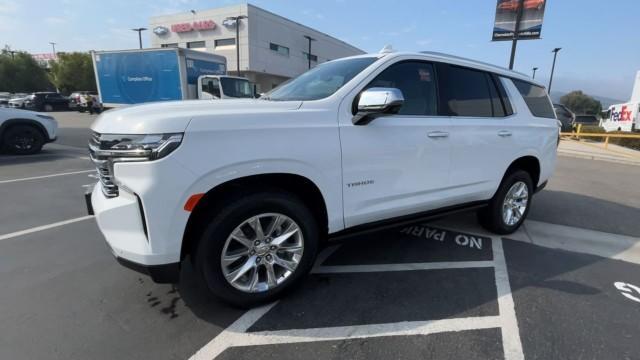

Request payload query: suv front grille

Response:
[89,132,119,197]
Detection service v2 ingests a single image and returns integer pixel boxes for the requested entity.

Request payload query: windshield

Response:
[264,57,377,101]
[220,78,254,98]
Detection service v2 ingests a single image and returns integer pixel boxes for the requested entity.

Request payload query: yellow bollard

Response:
[604,136,609,149]
[574,124,582,141]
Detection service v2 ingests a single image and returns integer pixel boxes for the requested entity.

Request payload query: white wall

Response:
[149,4,364,88]
[149,4,251,73]
[246,4,364,79]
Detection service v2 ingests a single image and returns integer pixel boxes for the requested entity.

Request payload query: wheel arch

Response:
[0,118,48,145]
[504,155,541,190]
[180,173,329,261]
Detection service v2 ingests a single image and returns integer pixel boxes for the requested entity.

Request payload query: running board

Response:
[329,201,488,241]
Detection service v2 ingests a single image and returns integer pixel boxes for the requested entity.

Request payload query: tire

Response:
[2,125,45,155]
[43,104,53,112]
[194,190,320,307]
[477,170,533,235]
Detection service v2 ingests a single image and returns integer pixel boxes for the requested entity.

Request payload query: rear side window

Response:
[438,65,506,117]
[512,79,555,118]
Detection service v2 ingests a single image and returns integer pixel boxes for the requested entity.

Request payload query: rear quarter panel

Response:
[501,77,558,187]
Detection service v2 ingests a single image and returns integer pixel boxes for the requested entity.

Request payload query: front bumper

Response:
[88,183,183,283]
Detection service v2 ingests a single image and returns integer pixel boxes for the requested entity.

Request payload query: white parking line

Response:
[313,260,494,274]
[492,237,525,360]
[0,169,94,184]
[189,234,525,360]
[0,215,94,241]
[191,315,503,359]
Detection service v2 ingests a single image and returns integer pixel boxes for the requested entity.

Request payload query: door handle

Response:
[498,130,512,137]
[427,131,449,138]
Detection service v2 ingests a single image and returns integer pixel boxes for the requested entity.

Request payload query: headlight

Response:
[90,133,183,161]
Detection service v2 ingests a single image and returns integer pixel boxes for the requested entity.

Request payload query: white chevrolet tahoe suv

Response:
[88,51,558,306]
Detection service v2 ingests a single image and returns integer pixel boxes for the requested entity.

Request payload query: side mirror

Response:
[353,87,404,125]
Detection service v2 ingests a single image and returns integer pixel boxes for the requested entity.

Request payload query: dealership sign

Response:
[171,20,216,33]
[492,0,547,41]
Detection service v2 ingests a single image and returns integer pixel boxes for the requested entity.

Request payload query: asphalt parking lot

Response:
[1,111,639,360]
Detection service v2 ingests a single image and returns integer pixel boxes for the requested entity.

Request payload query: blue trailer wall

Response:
[185,58,226,85]
[95,50,183,104]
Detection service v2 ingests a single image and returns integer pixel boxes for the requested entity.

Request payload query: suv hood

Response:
[90,99,302,134]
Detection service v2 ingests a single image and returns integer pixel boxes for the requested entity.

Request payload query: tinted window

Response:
[215,38,235,47]
[265,57,376,101]
[187,41,206,49]
[220,78,253,98]
[365,61,438,116]
[512,79,555,118]
[487,76,506,117]
[201,78,220,98]
[440,66,495,117]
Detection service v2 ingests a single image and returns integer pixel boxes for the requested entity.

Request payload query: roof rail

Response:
[419,51,529,78]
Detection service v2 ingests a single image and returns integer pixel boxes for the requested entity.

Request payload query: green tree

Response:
[560,90,603,115]
[0,46,53,92]
[48,52,96,94]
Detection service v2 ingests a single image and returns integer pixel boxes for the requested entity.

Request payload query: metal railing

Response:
[560,124,640,149]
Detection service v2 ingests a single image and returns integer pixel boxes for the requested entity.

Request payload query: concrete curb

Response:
[558,152,640,166]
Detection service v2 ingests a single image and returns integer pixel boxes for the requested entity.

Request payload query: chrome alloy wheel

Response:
[502,181,529,226]
[221,213,304,293]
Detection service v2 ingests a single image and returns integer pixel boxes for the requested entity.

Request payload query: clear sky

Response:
[2,0,638,100]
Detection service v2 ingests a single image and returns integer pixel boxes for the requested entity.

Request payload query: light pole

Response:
[224,15,248,76]
[303,35,316,69]
[508,0,524,69]
[532,67,538,79]
[548,47,561,92]
[49,42,57,57]
[131,28,147,49]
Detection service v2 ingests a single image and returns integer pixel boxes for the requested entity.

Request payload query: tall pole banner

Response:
[492,0,547,41]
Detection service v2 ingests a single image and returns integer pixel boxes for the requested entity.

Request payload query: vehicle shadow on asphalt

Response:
[530,189,640,239]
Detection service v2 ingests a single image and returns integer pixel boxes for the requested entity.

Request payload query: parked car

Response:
[68,91,93,110]
[572,114,600,129]
[553,104,575,132]
[24,92,69,112]
[87,50,558,306]
[0,92,10,107]
[0,107,57,154]
[8,94,30,109]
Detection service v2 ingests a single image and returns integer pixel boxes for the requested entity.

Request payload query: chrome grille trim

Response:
[89,132,119,197]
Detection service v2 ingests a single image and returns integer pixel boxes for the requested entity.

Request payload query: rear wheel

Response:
[195,190,319,307]
[2,125,45,155]
[478,170,533,234]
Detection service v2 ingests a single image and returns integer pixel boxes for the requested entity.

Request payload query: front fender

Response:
[174,158,344,234]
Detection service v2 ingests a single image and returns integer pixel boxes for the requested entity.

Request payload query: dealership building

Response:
[149,4,365,92]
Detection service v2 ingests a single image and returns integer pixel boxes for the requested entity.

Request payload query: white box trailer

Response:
[92,48,255,107]
[602,70,640,132]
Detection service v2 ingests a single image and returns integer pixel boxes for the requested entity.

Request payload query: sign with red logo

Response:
[611,105,633,122]
[171,20,216,33]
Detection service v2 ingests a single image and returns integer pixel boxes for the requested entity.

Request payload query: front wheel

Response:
[2,125,45,155]
[195,190,319,307]
[477,170,533,234]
